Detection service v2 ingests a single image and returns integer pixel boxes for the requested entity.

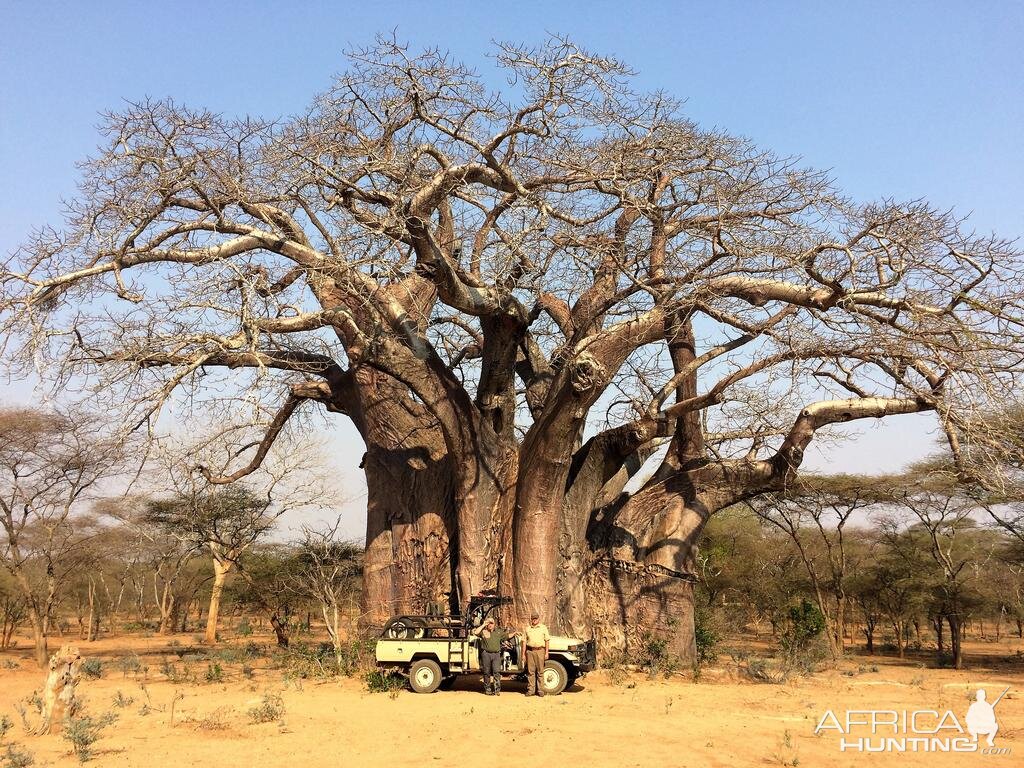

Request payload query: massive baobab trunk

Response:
[4,39,1021,663]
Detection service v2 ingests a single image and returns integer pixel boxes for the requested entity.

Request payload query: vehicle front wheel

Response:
[409,659,443,693]
[541,659,568,695]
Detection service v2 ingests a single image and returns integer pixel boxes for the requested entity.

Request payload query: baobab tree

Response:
[2,37,1023,659]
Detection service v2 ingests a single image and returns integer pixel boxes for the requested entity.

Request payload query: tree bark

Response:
[157,583,176,635]
[204,558,231,644]
[86,580,98,642]
[948,613,963,669]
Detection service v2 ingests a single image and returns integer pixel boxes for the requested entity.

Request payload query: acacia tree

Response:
[97,495,201,634]
[144,486,279,644]
[3,38,1023,658]
[0,571,28,649]
[0,406,127,666]
[750,475,880,659]
[289,520,362,667]
[889,477,999,669]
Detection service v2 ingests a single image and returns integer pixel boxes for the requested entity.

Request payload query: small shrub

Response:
[274,643,338,680]
[743,657,781,683]
[121,621,154,633]
[3,744,34,768]
[364,669,405,694]
[244,641,267,659]
[159,661,192,684]
[112,691,134,709]
[335,640,375,676]
[0,715,12,741]
[80,659,103,679]
[1,660,19,670]
[779,601,827,677]
[241,664,254,680]
[236,617,253,637]
[247,693,285,724]
[116,655,142,678]
[633,633,681,677]
[192,707,233,731]
[62,712,117,763]
[204,662,223,684]
[694,609,719,667]
[605,664,628,687]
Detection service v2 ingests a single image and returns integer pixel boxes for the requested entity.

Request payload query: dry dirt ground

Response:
[2,632,1023,767]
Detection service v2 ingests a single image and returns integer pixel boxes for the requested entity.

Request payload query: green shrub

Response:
[694,608,719,666]
[121,621,155,633]
[274,641,371,679]
[79,659,103,680]
[62,712,117,763]
[204,662,223,683]
[364,669,405,694]
[779,600,827,676]
[116,655,143,678]
[236,617,253,637]
[632,633,681,677]
[244,641,267,659]
[111,692,133,709]
[3,744,34,768]
[0,715,12,742]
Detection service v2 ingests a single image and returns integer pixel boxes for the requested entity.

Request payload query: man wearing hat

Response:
[522,611,551,697]
[471,616,515,695]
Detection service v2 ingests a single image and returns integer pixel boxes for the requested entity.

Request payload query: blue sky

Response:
[2,1,1022,530]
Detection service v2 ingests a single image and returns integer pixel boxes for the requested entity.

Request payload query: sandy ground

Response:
[2,632,1023,767]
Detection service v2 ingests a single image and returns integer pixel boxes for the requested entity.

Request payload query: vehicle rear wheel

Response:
[541,659,568,695]
[409,659,443,693]
[383,616,426,639]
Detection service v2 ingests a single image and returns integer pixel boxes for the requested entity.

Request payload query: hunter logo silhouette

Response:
[966,687,1008,748]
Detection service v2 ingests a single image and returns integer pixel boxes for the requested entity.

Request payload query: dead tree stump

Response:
[33,644,81,735]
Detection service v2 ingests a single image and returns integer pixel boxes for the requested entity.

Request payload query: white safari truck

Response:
[375,595,596,694]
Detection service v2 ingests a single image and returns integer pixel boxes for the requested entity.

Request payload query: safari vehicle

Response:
[375,595,597,694]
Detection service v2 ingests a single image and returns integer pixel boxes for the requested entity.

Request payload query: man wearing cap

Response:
[471,617,515,695]
[522,611,550,697]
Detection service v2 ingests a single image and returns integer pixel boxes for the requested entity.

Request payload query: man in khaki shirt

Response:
[522,611,550,696]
